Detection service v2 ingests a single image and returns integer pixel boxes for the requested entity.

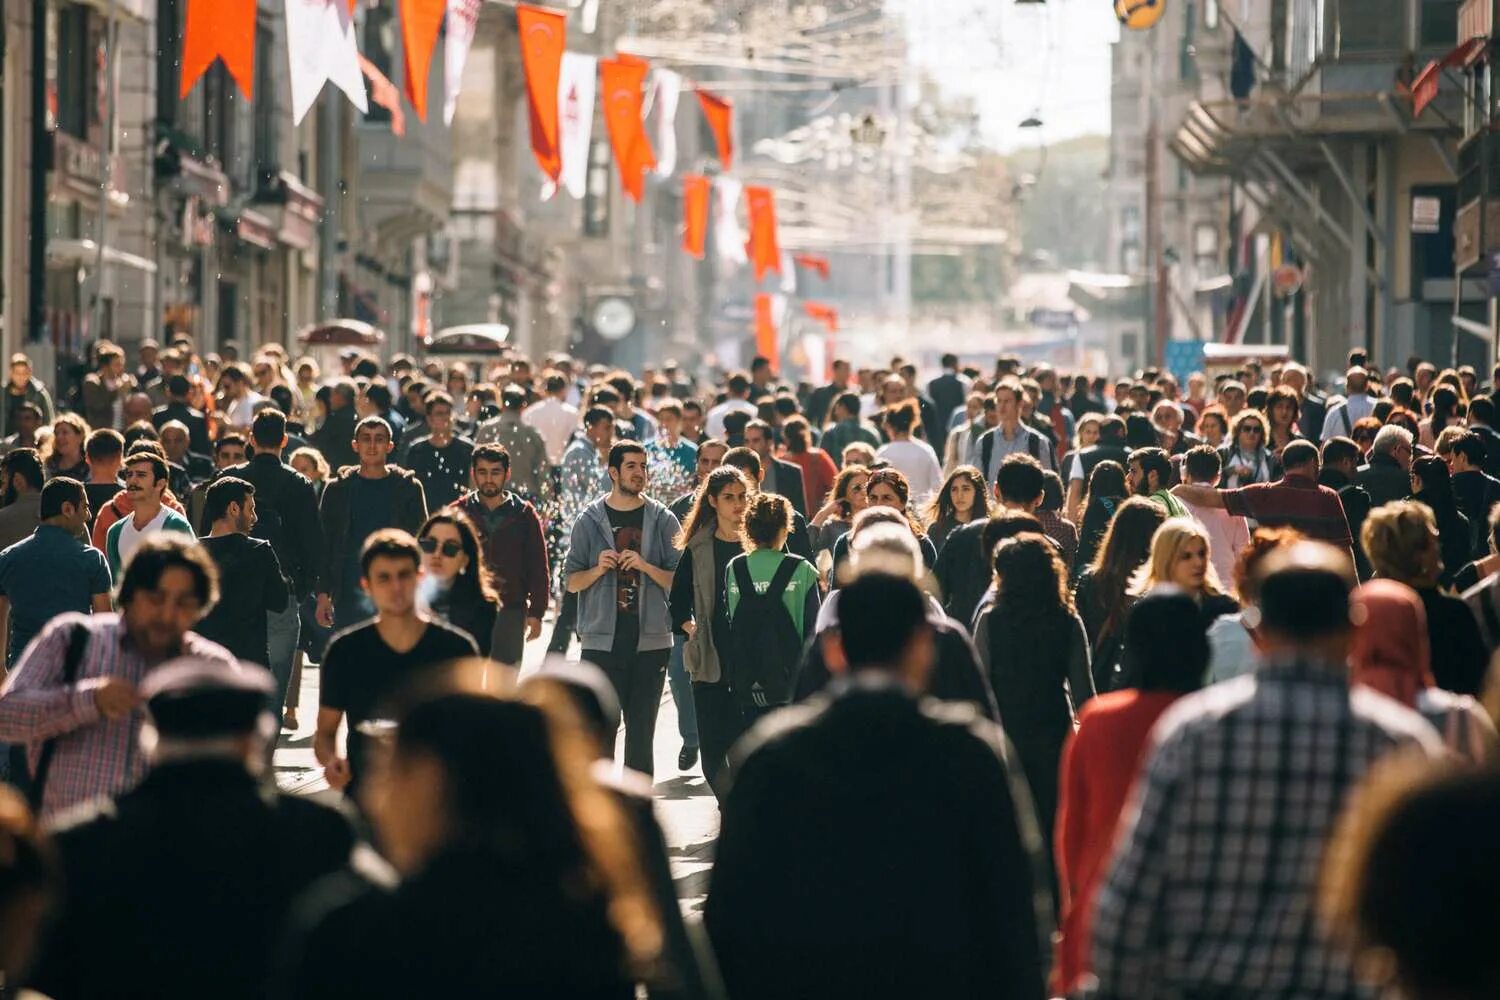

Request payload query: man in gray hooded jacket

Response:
[564,440,681,777]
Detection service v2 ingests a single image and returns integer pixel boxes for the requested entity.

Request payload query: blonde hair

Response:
[1132,517,1225,596]
[1362,501,1438,586]
[288,446,330,483]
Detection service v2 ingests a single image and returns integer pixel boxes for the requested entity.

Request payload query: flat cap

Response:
[142,659,275,739]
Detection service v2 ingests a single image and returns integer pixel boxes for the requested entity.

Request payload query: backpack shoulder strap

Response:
[731,557,756,601]
[765,556,801,601]
[1340,404,1352,436]
[28,625,92,811]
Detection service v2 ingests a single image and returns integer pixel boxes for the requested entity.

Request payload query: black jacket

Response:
[928,371,969,428]
[195,534,290,666]
[274,846,634,1000]
[152,400,211,455]
[934,519,990,627]
[220,452,323,598]
[1451,469,1500,558]
[316,466,427,597]
[1356,453,1411,509]
[1320,468,1373,579]
[705,680,1049,1000]
[29,760,354,1000]
[309,405,358,472]
[764,457,807,517]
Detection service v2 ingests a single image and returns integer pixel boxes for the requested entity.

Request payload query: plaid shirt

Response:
[1092,659,1443,999]
[0,613,237,822]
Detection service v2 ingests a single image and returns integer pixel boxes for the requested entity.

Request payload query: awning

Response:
[46,239,158,274]
[1413,37,1488,118]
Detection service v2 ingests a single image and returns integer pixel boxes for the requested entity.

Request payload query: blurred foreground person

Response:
[706,571,1048,1000]
[276,688,659,999]
[1091,542,1444,999]
[0,786,54,987]
[1322,760,1500,1000]
[26,661,354,1000]
[1052,587,1206,996]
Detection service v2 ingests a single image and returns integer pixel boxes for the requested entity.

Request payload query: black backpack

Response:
[724,556,804,711]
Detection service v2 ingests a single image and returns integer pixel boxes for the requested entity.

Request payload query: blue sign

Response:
[1164,340,1207,385]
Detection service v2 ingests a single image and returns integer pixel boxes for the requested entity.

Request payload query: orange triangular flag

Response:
[346,0,357,12]
[600,55,657,202]
[682,174,710,260]
[401,0,447,121]
[803,301,839,332]
[180,0,256,99]
[517,3,567,182]
[745,186,782,282]
[696,90,734,169]
[794,254,831,280]
[754,294,780,371]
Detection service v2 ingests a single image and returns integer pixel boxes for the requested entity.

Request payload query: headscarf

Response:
[1351,579,1435,706]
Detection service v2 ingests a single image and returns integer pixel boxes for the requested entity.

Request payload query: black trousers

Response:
[492,608,527,665]
[691,681,758,800]
[584,647,670,778]
[547,591,577,653]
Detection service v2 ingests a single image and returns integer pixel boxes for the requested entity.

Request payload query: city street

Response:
[272,630,720,912]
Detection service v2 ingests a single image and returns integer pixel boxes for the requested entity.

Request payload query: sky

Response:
[893,0,1118,152]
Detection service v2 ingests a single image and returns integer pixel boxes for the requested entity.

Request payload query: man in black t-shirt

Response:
[314,530,476,793]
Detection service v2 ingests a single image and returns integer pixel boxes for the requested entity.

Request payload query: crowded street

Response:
[2,1,1500,999]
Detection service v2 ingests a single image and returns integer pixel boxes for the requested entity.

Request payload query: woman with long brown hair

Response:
[1072,497,1166,692]
[922,465,991,554]
[669,466,752,796]
[418,510,501,658]
[829,467,937,577]
[809,463,869,555]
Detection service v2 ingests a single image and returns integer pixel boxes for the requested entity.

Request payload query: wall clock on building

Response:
[592,297,637,341]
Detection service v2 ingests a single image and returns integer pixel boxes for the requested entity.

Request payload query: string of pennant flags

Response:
[179,0,838,367]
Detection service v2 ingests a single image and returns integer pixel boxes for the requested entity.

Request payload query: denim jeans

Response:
[667,633,699,749]
[266,601,301,713]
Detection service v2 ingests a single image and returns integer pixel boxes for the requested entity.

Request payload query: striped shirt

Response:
[1091,659,1443,999]
[0,613,237,821]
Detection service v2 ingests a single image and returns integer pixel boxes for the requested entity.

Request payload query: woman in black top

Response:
[1073,460,1128,578]
[418,511,500,658]
[1410,455,1472,589]
[275,691,652,999]
[829,468,938,579]
[1072,497,1165,692]
[922,465,991,555]
[669,466,751,796]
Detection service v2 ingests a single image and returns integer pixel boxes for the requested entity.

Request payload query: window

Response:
[253,22,278,180]
[1122,244,1143,274]
[1194,223,1220,271]
[1337,0,1404,54]
[1121,206,1142,242]
[1420,0,1461,49]
[54,4,97,139]
[156,0,181,126]
[202,65,235,165]
[1205,0,1219,29]
[363,5,397,125]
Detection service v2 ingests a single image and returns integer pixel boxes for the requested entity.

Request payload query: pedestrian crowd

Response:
[0,336,1497,998]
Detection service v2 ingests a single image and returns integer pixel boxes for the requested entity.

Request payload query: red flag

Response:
[794,254,831,280]
[745,186,782,282]
[803,301,838,332]
[401,0,446,121]
[754,294,779,371]
[682,174,710,260]
[517,3,567,182]
[359,55,406,136]
[600,55,656,202]
[180,0,256,99]
[346,0,357,12]
[696,89,734,169]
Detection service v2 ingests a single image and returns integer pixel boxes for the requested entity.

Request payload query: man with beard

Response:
[1127,446,1187,518]
[453,444,548,665]
[193,477,289,668]
[102,452,195,579]
[564,442,682,777]
[0,535,237,820]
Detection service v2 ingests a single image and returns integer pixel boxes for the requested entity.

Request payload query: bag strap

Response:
[765,556,801,603]
[731,558,756,607]
[27,625,92,811]
[1340,404,1352,437]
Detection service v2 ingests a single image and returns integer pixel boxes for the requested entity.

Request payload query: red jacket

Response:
[1053,689,1186,995]
[452,491,550,619]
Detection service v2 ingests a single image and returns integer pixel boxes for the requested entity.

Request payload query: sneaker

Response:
[283,709,299,730]
[678,745,699,771]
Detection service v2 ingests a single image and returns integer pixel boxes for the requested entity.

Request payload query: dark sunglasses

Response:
[1241,425,1264,435]
[419,537,463,557]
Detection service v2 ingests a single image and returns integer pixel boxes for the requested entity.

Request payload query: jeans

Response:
[584,647,669,778]
[266,600,301,714]
[667,633,698,749]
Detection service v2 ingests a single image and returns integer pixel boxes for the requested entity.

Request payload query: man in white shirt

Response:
[1320,367,1375,442]
[1176,445,1249,588]
[705,371,758,440]
[522,372,580,464]
[218,364,265,431]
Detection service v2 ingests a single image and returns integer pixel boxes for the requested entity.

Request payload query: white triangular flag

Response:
[779,250,797,294]
[443,0,483,125]
[284,0,367,125]
[714,176,747,265]
[553,52,598,200]
[651,69,682,177]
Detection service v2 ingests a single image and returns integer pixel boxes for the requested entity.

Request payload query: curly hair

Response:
[1362,501,1438,587]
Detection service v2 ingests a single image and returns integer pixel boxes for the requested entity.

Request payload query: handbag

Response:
[25,625,93,811]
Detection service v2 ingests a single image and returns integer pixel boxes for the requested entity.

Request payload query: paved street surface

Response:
[273,629,720,913]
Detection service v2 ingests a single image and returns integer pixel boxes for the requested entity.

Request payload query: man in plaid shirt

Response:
[1092,542,1443,999]
[0,535,237,822]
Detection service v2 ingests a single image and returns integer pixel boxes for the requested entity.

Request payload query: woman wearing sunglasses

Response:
[1218,409,1277,487]
[417,511,500,658]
